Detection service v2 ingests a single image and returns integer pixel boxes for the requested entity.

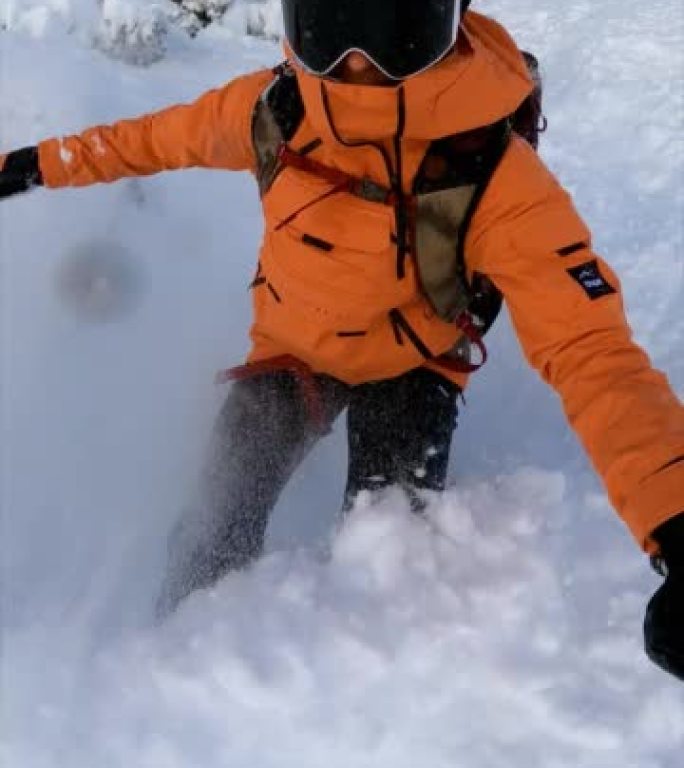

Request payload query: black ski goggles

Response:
[282,0,460,81]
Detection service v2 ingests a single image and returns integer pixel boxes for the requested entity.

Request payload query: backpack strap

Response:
[410,48,547,371]
[277,145,398,206]
[252,62,304,196]
[412,119,510,334]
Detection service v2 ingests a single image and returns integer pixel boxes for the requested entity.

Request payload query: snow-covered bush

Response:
[0,0,282,62]
[169,0,232,36]
[0,0,97,36]
[168,0,282,40]
[241,0,281,40]
[95,0,169,65]
[0,0,169,62]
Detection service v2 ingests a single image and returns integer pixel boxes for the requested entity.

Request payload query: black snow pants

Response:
[157,367,460,616]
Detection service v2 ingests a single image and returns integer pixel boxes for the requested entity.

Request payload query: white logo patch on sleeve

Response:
[566,260,617,300]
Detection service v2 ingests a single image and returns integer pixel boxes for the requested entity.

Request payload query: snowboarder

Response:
[1,1,682,680]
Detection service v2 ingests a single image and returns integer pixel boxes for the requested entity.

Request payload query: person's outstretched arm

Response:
[468,135,684,680]
[0,69,273,197]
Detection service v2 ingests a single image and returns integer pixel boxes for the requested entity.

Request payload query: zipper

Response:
[393,87,409,280]
[319,81,409,281]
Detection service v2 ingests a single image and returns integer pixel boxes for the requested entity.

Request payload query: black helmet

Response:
[282,0,465,80]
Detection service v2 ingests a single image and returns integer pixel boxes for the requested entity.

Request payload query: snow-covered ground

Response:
[1,1,683,766]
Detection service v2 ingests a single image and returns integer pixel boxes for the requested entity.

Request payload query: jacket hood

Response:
[286,12,533,145]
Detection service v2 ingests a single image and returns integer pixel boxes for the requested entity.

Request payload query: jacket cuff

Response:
[37,139,70,188]
[622,460,684,553]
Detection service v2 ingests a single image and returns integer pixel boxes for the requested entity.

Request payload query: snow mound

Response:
[4,472,682,768]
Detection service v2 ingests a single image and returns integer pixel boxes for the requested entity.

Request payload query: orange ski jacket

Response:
[21,12,684,550]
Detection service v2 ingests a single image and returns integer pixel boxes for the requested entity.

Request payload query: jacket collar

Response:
[287,12,533,146]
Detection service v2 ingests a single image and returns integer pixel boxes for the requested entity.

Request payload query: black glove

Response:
[0,146,43,199]
[644,512,684,681]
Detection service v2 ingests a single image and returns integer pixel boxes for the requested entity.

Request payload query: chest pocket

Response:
[262,166,411,313]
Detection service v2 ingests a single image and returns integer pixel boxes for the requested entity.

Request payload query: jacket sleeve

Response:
[467,136,684,552]
[36,69,274,188]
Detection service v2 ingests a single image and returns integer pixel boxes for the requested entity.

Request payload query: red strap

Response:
[216,355,327,431]
[277,144,399,206]
[435,312,489,375]
[274,181,348,231]
[278,145,353,190]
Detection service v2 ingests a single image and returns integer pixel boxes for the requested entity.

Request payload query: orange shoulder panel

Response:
[37,69,273,188]
[468,137,684,550]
